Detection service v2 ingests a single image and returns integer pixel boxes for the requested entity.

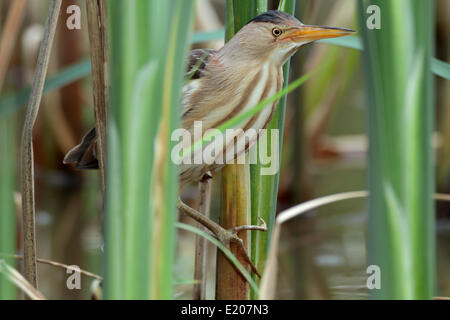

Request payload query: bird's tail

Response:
[63,127,99,170]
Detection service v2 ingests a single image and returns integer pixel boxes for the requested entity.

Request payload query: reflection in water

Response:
[277,158,450,299]
[35,168,102,300]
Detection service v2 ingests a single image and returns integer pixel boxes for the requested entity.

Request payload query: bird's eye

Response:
[272,27,282,37]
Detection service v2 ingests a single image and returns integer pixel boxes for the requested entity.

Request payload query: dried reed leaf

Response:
[0,260,46,300]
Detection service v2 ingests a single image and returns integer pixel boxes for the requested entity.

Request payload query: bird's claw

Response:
[217,218,268,278]
[177,198,266,279]
[231,217,267,234]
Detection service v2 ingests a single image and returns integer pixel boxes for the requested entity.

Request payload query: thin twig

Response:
[86,0,109,195]
[3,254,102,280]
[0,0,28,93]
[193,177,212,300]
[20,0,62,288]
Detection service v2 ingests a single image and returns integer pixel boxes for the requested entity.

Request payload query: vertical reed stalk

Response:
[217,162,252,299]
[0,117,16,299]
[250,0,295,298]
[104,0,195,299]
[0,1,25,298]
[359,0,435,299]
[86,0,109,195]
[193,178,212,300]
[20,0,61,288]
[216,0,266,301]
[0,0,27,92]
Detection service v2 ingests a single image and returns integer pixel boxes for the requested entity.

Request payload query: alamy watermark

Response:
[366,5,381,30]
[366,264,381,290]
[66,5,81,30]
[66,265,81,290]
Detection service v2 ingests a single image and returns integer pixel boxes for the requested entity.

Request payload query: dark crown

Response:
[247,10,293,25]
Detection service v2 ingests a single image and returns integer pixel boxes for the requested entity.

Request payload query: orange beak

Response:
[281,25,355,42]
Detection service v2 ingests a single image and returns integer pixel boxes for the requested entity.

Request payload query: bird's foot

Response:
[214,217,267,277]
[177,198,267,278]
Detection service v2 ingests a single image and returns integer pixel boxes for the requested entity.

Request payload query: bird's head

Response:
[226,10,354,67]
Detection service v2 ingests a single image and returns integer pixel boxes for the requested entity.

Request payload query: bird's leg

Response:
[177,198,267,278]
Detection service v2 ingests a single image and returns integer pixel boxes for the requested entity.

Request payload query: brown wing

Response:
[186,49,217,80]
[64,49,217,170]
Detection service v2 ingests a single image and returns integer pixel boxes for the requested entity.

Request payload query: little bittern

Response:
[64,10,354,275]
